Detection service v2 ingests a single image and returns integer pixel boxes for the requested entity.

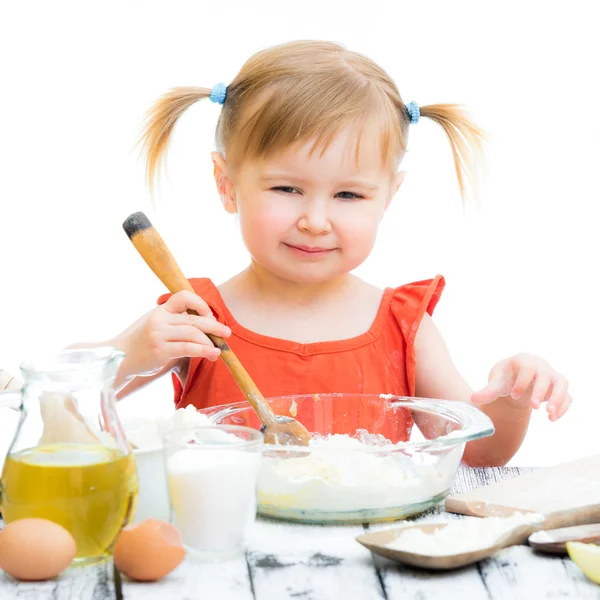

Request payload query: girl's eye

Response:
[271,187,364,200]
[272,186,300,194]
[336,191,364,200]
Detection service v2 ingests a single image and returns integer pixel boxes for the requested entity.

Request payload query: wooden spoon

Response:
[357,521,538,570]
[528,523,600,554]
[357,506,600,570]
[122,211,311,447]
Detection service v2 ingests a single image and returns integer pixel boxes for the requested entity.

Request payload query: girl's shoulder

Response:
[385,275,446,340]
[388,275,445,315]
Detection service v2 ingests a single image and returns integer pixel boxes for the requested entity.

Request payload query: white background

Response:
[1,1,598,466]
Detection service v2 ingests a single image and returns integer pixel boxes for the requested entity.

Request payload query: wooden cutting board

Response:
[446,454,600,524]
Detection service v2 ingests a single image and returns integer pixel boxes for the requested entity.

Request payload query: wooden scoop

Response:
[357,505,600,570]
[357,521,538,570]
[528,523,600,554]
[122,211,311,447]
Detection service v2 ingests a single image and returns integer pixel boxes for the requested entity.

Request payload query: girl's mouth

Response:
[283,243,337,257]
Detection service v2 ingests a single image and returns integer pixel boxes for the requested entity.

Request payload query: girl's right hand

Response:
[114,290,231,380]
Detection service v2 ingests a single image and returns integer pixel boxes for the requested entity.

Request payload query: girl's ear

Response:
[385,171,406,211]
[211,152,237,214]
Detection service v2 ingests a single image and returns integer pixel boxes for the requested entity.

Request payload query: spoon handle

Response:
[122,212,276,426]
[498,506,600,551]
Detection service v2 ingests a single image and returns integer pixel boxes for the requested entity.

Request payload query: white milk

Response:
[167,447,261,559]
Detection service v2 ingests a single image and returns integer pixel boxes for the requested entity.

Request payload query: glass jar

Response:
[0,347,138,565]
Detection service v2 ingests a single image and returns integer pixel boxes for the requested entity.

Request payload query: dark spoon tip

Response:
[123,212,153,239]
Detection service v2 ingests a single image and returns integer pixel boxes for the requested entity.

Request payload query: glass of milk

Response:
[164,424,263,560]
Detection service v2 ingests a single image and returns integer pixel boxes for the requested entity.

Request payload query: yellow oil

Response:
[0,443,138,563]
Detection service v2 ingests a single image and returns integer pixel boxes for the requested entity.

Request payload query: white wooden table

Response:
[1,467,598,599]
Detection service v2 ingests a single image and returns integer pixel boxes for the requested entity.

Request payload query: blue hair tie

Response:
[210,83,227,105]
[406,101,420,125]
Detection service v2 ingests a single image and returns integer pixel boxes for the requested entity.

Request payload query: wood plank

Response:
[247,518,385,600]
[0,562,114,600]
[374,545,600,600]
[375,554,491,599]
[476,545,600,600]
[120,556,254,600]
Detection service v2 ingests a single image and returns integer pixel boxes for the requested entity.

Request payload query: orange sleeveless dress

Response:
[158,275,445,442]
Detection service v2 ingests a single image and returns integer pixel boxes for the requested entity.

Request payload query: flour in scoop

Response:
[387,513,545,555]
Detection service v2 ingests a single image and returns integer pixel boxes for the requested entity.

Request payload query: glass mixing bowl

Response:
[200,394,494,524]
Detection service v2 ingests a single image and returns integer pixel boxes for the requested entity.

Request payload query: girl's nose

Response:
[297,199,332,235]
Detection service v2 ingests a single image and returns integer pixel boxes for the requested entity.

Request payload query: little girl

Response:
[88,40,571,466]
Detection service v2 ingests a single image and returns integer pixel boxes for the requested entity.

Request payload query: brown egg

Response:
[113,519,185,581]
[0,518,77,581]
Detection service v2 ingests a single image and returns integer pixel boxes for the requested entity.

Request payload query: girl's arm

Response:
[69,290,230,400]
[413,314,570,467]
[114,359,184,400]
[66,341,183,399]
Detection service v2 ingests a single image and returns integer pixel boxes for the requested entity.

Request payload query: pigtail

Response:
[139,87,212,191]
[419,104,486,203]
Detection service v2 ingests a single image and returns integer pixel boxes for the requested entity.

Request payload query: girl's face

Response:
[213,124,404,284]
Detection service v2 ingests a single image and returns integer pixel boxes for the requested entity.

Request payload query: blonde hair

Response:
[141,40,485,202]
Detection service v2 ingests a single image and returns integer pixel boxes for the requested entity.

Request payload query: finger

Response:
[168,313,231,338]
[550,393,572,421]
[164,325,216,348]
[511,365,537,399]
[545,376,569,414]
[471,359,515,405]
[163,290,213,318]
[529,374,552,409]
[470,380,506,405]
[164,341,221,361]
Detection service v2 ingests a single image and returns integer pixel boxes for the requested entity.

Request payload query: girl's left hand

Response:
[470,353,572,421]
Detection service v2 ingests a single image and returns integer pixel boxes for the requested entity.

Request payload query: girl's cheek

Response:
[254,203,296,231]
[239,205,293,245]
[336,210,380,237]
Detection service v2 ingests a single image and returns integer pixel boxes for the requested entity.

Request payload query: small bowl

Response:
[120,418,171,523]
[131,445,171,523]
[200,394,494,524]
